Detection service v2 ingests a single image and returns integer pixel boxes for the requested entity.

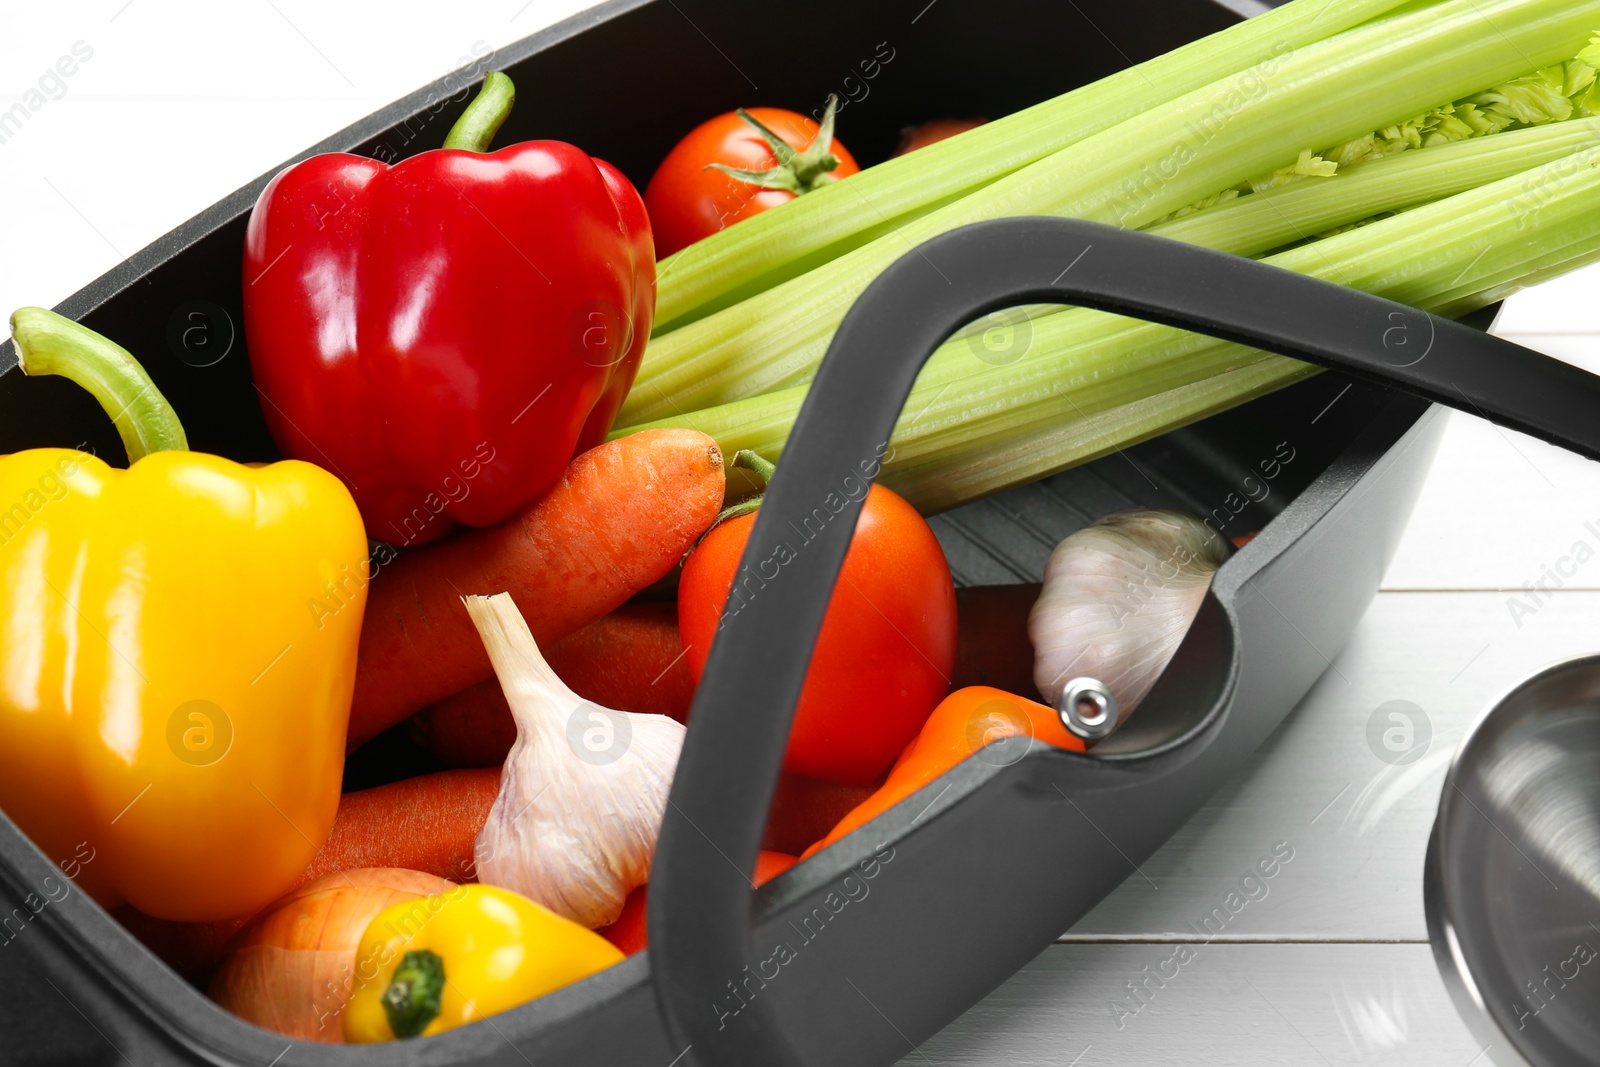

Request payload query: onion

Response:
[209,867,454,1043]
[1028,510,1230,724]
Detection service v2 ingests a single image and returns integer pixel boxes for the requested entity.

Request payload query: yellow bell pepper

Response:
[0,307,368,921]
[343,884,623,1042]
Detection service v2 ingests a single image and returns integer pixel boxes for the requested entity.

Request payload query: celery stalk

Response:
[651,0,1426,333]
[895,157,1600,497]
[881,361,1323,514]
[1146,119,1600,256]
[622,0,1600,427]
[616,145,1600,513]
[892,220,1600,510]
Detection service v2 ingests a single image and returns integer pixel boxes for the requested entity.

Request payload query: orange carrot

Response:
[349,430,724,748]
[544,600,695,720]
[408,684,518,772]
[951,584,1042,699]
[803,687,1084,859]
[600,851,797,955]
[301,769,500,885]
[413,601,695,769]
[117,769,501,983]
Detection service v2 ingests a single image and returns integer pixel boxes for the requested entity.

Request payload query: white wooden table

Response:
[917,308,1600,1065]
[4,3,1591,1063]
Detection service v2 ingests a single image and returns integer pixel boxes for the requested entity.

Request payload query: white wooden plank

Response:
[10,12,1596,1067]
[1491,262,1600,334]
[1381,406,1600,592]
[1067,589,1600,940]
[911,944,1488,1067]
[0,3,590,322]
[1495,332,1600,374]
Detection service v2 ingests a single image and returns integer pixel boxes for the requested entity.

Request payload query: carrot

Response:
[349,429,724,748]
[543,600,696,720]
[413,601,695,769]
[116,768,501,984]
[600,851,797,955]
[408,683,518,772]
[301,769,500,885]
[951,584,1042,700]
[415,582,1042,783]
[802,686,1084,859]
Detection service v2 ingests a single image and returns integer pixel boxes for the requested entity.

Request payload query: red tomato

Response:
[893,117,987,157]
[646,106,860,257]
[600,851,798,955]
[763,771,882,856]
[678,484,958,785]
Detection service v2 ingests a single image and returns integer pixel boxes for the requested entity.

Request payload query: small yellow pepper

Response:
[0,308,368,921]
[343,884,623,1042]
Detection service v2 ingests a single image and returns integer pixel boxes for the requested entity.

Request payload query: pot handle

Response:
[648,216,1600,1067]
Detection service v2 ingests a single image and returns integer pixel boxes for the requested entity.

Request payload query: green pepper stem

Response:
[443,72,515,153]
[381,949,445,1040]
[9,307,187,463]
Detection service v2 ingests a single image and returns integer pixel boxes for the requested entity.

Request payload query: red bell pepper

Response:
[242,73,654,547]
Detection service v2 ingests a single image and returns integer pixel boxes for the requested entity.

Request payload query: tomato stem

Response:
[730,449,776,484]
[9,306,188,463]
[443,72,515,153]
[708,96,843,195]
[709,450,776,526]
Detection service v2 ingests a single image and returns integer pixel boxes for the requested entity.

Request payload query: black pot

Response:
[0,1,1454,1064]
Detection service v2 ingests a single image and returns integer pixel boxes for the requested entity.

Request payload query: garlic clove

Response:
[463,593,685,929]
[1028,510,1230,724]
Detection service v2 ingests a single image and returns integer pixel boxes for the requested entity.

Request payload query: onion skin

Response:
[209,868,454,1043]
[1029,510,1229,720]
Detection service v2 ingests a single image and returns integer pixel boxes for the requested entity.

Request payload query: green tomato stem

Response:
[730,449,776,484]
[708,97,844,195]
[624,0,1600,425]
[9,306,188,463]
[443,72,515,153]
[649,0,1420,333]
[611,141,1600,514]
[709,450,777,526]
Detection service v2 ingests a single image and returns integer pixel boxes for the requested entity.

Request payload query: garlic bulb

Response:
[1028,510,1230,722]
[463,593,685,929]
